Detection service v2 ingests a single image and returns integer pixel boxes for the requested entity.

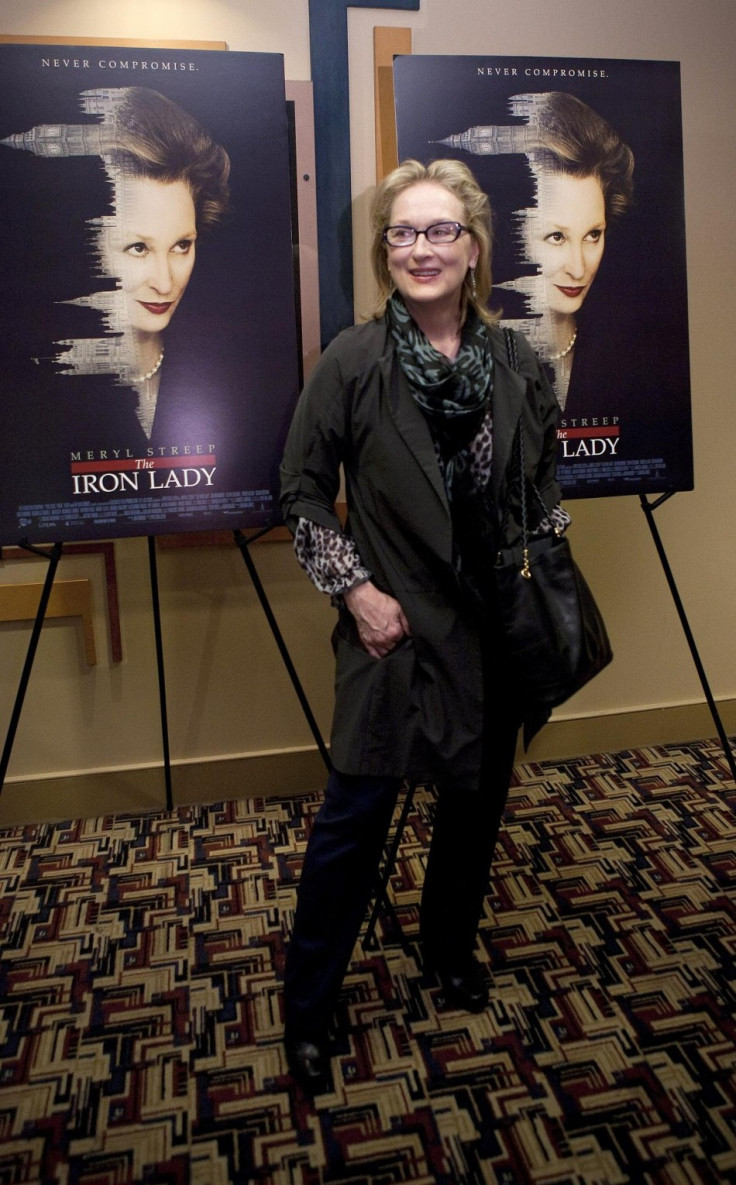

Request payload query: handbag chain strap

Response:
[517,417,532,580]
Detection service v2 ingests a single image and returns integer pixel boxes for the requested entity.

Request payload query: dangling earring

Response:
[469,267,477,299]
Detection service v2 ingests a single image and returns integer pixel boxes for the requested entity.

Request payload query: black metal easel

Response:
[363,779,418,954]
[135,528,334,812]
[234,527,331,771]
[1,530,334,807]
[0,541,63,789]
[0,528,332,809]
[639,493,736,785]
[147,537,173,810]
[0,537,180,807]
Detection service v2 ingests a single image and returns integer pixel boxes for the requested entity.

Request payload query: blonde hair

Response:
[369,158,498,327]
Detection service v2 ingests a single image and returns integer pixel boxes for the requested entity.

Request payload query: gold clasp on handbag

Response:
[521,547,531,579]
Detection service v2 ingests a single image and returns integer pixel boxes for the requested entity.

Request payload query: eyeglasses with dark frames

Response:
[382,221,470,247]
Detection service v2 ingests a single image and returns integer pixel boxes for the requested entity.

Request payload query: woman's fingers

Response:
[344,581,410,657]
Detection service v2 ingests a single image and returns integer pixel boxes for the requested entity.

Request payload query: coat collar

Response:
[376,318,528,514]
[376,323,451,520]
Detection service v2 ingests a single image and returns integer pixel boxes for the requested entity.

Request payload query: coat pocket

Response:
[330,623,420,775]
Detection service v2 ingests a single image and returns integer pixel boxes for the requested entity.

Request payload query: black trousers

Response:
[283,712,519,1040]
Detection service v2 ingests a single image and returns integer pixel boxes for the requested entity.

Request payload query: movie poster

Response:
[393,56,693,499]
[0,44,300,544]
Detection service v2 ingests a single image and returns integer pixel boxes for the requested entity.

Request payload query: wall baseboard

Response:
[1,700,733,826]
[523,698,736,763]
[0,749,329,827]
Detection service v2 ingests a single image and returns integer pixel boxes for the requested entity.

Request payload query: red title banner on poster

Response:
[70,454,217,473]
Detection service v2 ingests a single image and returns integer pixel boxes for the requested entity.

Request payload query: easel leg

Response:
[0,541,63,791]
[640,493,736,784]
[233,529,331,772]
[147,537,173,811]
[363,780,417,953]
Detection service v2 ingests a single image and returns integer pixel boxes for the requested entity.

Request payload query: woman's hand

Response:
[343,580,411,658]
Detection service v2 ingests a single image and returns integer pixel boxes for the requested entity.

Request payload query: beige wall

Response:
[0,0,734,822]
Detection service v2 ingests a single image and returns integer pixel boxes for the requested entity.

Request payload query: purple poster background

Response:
[0,44,300,544]
[393,56,693,500]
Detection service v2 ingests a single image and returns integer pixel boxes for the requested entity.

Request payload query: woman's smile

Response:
[138,300,175,315]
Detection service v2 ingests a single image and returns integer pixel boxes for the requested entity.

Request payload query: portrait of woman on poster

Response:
[91,87,231,436]
[3,85,231,438]
[280,158,569,1093]
[517,93,634,409]
[443,92,635,411]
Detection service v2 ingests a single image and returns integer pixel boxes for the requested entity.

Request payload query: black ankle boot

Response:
[284,1032,333,1094]
[425,953,489,1013]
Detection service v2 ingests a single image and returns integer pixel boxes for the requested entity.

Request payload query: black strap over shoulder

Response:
[503,326,519,374]
[500,327,548,550]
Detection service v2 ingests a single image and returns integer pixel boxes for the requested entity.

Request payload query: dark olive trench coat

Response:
[280,317,561,793]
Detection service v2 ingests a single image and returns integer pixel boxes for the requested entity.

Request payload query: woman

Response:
[101,87,231,433]
[97,87,231,435]
[4,87,230,436]
[442,92,634,407]
[280,159,566,1093]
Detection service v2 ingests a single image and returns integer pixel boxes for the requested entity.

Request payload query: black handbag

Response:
[494,330,612,708]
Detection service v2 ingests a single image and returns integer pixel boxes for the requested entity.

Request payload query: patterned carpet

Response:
[1,737,735,1184]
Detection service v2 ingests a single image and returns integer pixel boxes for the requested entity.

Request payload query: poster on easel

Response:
[393,55,693,500]
[0,43,300,544]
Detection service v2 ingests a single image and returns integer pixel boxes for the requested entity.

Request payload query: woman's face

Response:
[523,172,606,317]
[106,177,197,334]
[385,181,479,317]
